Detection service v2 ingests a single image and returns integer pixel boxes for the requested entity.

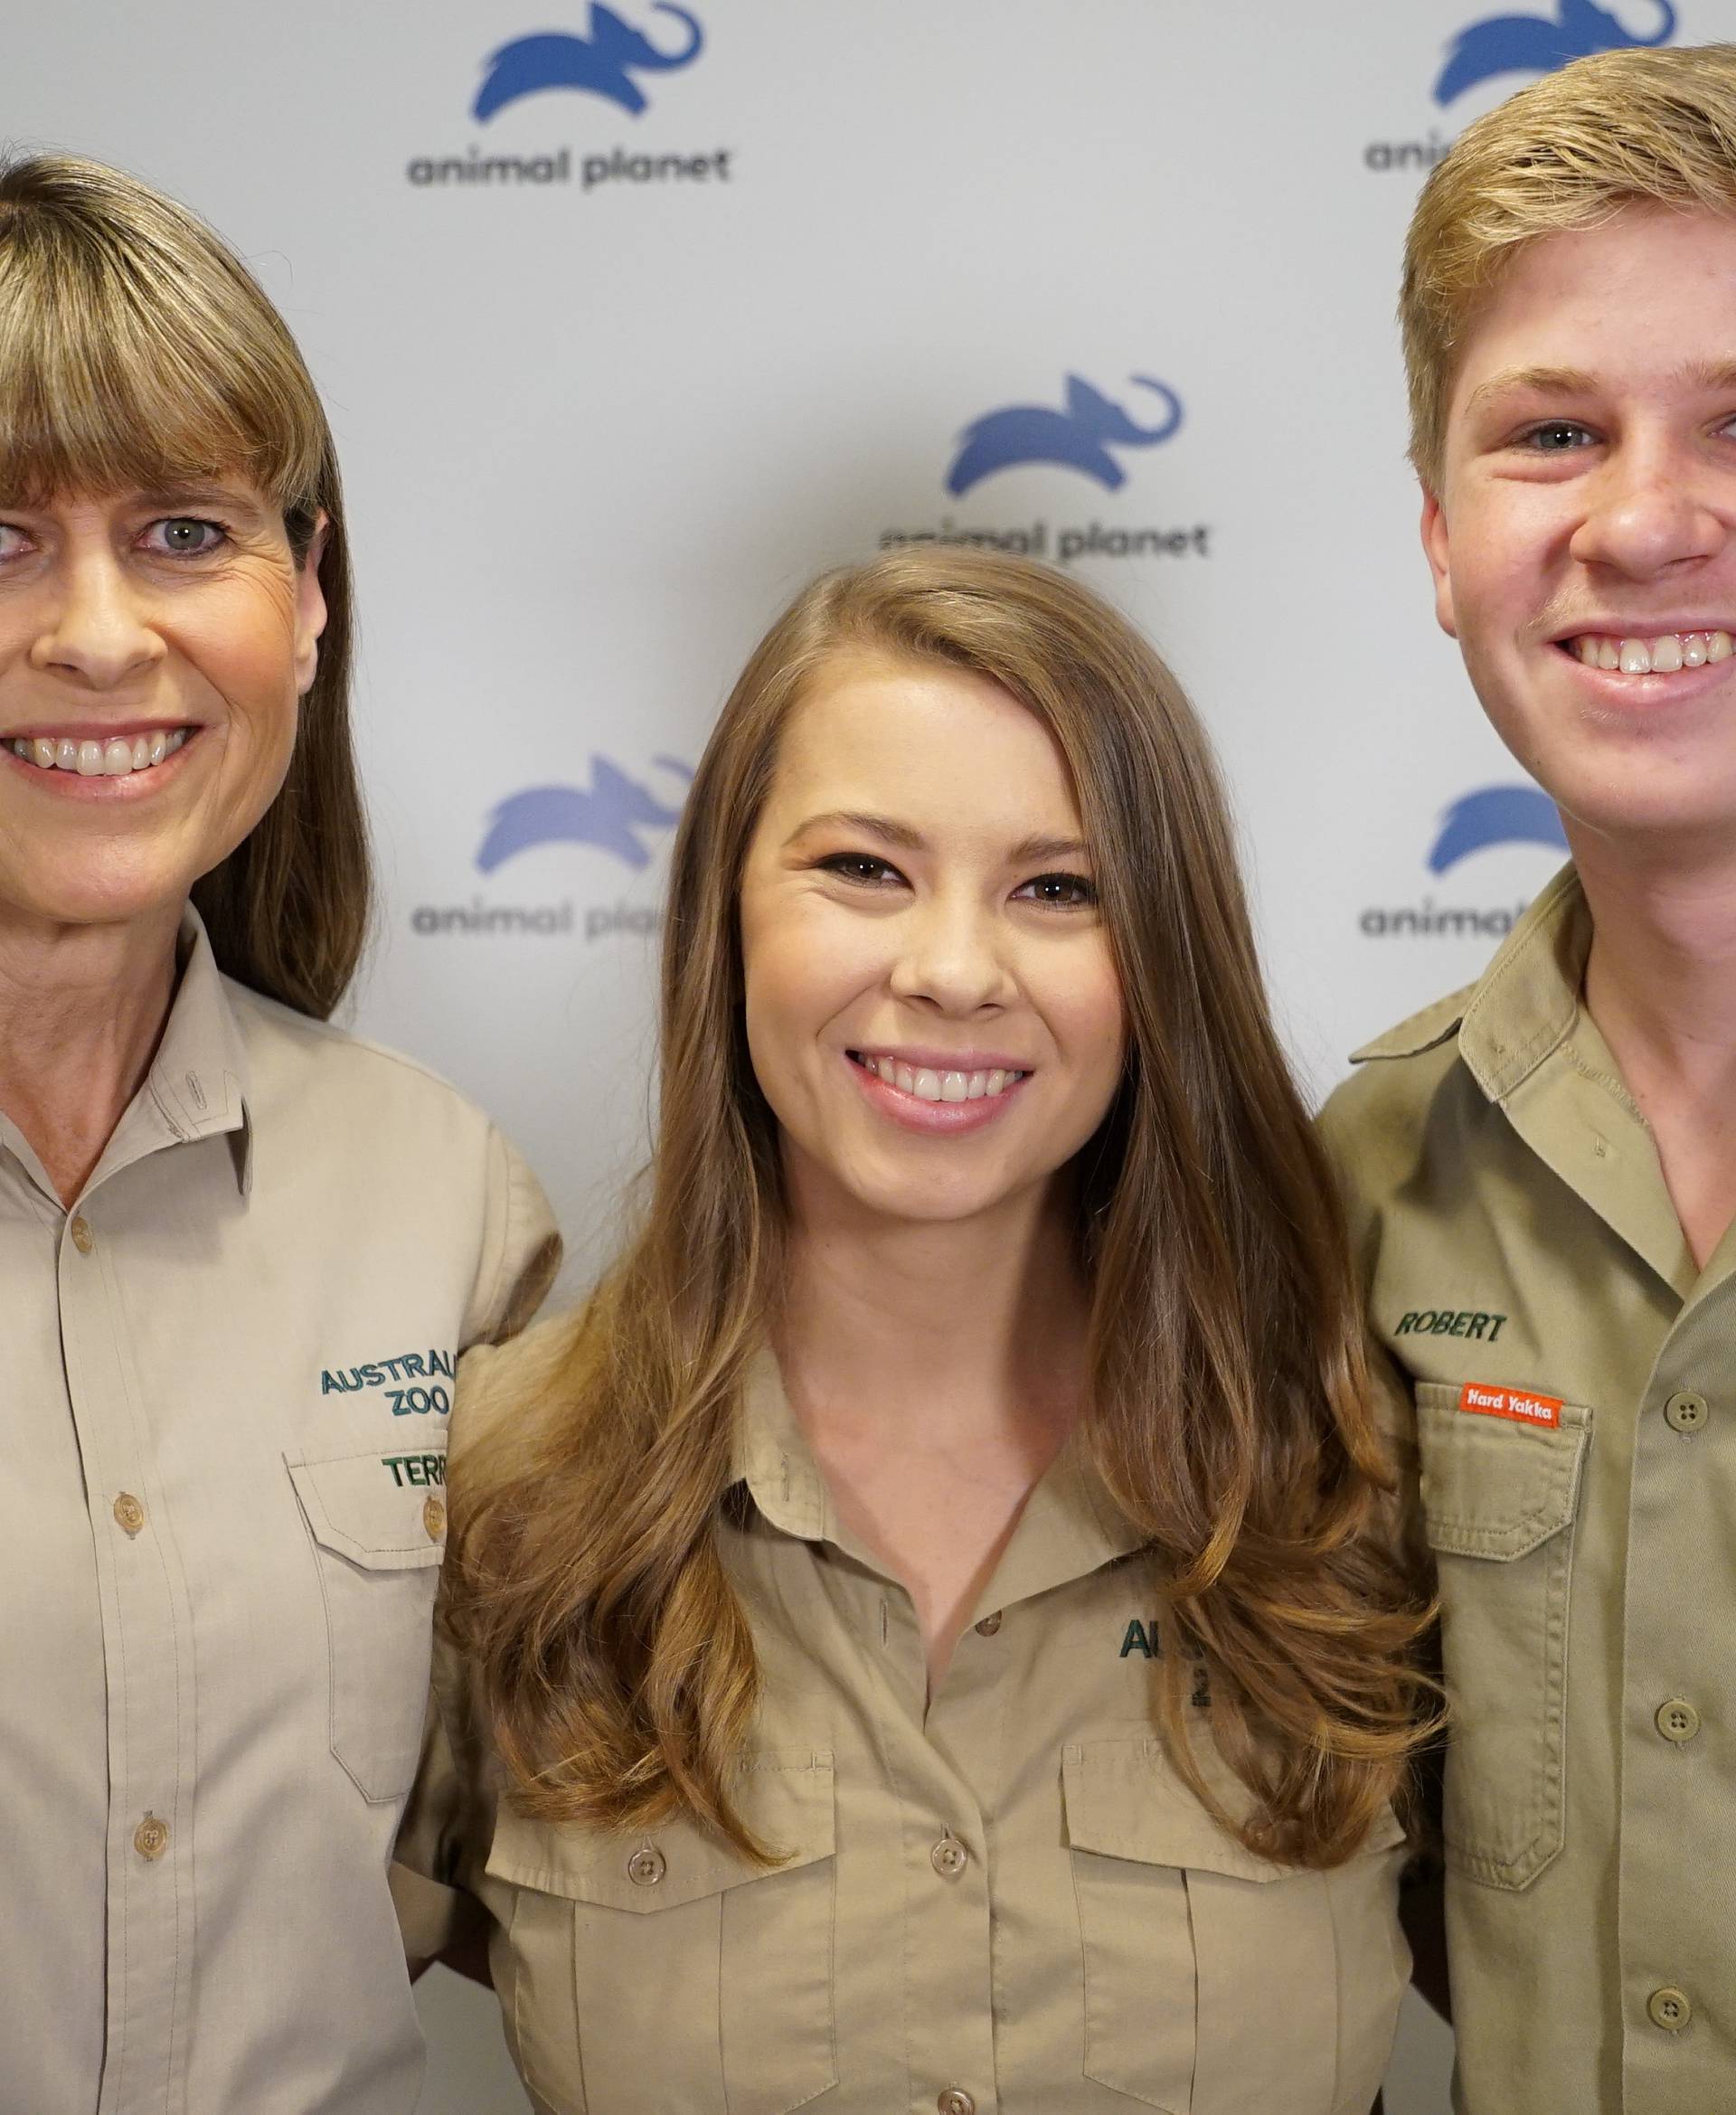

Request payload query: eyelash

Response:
[0,514,233,561]
[1514,414,1736,454]
[815,853,1099,908]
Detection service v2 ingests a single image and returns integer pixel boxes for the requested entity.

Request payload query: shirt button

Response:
[1656,1698,1702,1744]
[112,1493,146,1538]
[1664,1391,1709,1433]
[930,1833,969,1878]
[134,1812,170,1861]
[626,1843,666,1887]
[422,1496,447,1542]
[1647,1986,1692,2033]
[938,2091,976,2115]
[70,1214,94,1254]
[974,1612,1003,1636]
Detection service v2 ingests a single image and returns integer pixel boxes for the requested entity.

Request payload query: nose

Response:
[886,888,1014,1015]
[1570,438,1727,580]
[28,547,166,690]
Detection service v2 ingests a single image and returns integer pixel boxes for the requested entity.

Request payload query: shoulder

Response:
[227,980,492,1128]
[1316,985,1475,1220]
[453,1308,584,1466]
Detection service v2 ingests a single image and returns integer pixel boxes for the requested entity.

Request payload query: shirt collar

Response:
[730,1348,1149,1605]
[108,905,254,1197]
[1350,861,1588,1107]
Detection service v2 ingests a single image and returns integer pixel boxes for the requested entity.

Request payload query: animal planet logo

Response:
[410,757,692,939]
[474,4,704,120]
[1360,783,1568,939]
[1434,0,1675,105]
[407,5,731,194]
[881,373,1211,571]
[1364,0,1677,175]
[947,376,1184,497]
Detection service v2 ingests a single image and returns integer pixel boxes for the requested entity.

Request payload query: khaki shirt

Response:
[1321,865,1735,2114]
[395,1339,1410,2115]
[2,911,559,2115]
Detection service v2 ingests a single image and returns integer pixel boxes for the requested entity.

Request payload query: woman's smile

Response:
[842,1045,1033,1133]
[3,721,201,798]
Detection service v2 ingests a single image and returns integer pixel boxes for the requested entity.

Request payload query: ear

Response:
[294,514,331,696]
[1420,486,1458,639]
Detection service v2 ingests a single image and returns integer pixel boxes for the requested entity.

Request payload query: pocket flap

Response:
[287,1448,448,1571]
[1414,1385,1591,1561]
[1063,1737,1301,1883]
[486,1747,835,1913]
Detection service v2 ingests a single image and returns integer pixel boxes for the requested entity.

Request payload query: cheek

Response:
[1046,944,1127,1100]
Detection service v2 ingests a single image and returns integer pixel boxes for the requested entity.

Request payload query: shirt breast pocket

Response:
[287,1448,447,1803]
[1415,1383,1592,1890]
[1064,1738,1402,2114]
[485,1748,837,2115]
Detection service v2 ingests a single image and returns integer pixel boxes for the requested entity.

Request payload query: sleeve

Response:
[390,1628,501,1964]
[462,1125,562,1350]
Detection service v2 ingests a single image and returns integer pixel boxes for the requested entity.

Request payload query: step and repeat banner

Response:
[10,5,1719,2109]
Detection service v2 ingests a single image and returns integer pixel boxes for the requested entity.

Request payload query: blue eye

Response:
[145,516,228,556]
[1522,421,1593,454]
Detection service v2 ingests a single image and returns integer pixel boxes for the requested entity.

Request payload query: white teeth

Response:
[10,728,189,777]
[854,1053,1027,1103]
[1576,629,1736,674]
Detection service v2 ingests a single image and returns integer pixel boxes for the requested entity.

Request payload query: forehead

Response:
[768,655,1083,833]
[1448,203,1736,420]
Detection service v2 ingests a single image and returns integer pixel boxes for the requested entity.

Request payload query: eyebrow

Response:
[1466,359,1736,413]
[784,809,1090,864]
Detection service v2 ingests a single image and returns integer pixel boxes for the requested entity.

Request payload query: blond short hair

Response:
[0,154,367,1016]
[1402,42,1736,487]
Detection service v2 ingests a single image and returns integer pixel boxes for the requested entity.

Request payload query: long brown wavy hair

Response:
[448,546,1436,1868]
[0,154,367,1017]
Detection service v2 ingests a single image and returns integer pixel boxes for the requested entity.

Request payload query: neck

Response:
[0,903,183,1207]
[776,1169,1090,1441]
[1572,832,1736,1083]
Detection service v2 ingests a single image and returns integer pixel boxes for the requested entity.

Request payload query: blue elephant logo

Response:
[1428,786,1568,873]
[946,375,1184,497]
[475,4,704,121]
[476,757,693,873]
[1434,0,1675,107]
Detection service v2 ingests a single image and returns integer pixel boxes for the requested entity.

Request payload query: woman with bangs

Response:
[397,547,1437,2115]
[0,156,558,2113]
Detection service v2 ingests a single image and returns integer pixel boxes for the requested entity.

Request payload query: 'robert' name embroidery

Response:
[1394,1308,1505,1342]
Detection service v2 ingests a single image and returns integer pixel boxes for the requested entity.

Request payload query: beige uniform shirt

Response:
[1321,865,1735,2114]
[3,912,559,2115]
[395,1340,1410,2115]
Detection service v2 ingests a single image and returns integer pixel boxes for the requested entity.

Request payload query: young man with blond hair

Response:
[1322,42,1736,2114]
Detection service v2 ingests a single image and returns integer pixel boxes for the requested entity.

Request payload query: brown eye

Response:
[1016,872,1098,908]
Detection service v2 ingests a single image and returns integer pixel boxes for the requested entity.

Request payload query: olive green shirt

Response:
[1321,864,1733,2113]
[394,1339,1410,2115]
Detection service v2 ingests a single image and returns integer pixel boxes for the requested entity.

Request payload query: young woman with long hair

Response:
[396,546,1435,2115]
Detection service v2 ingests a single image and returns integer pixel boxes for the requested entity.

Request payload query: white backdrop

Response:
[12,5,1720,2108]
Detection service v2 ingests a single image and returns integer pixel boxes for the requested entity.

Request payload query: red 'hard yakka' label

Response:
[1458,1382,1561,1429]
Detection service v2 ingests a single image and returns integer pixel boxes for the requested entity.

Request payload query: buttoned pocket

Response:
[1065,1739,1404,2112]
[485,1749,837,2115]
[287,1447,448,1803]
[1415,1383,1591,1890]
